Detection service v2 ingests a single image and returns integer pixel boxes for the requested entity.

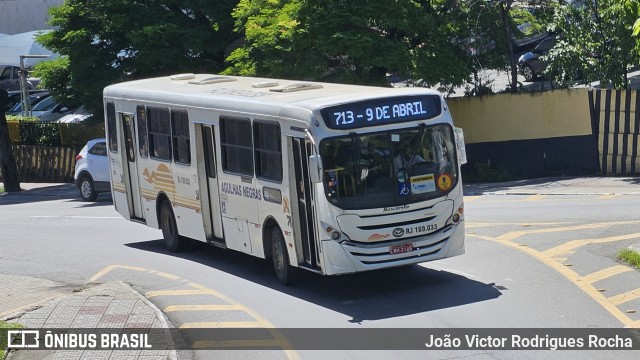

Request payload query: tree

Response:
[0,90,21,192]
[34,0,239,117]
[225,0,473,91]
[546,0,639,88]
[476,0,557,93]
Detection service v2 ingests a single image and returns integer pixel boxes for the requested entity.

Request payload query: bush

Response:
[466,161,513,183]
[6,119,105,147]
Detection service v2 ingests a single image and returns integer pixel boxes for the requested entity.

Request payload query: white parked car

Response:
[56,106,92,123]
[74,138,110,201]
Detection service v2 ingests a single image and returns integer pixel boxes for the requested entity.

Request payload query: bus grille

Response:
[341,225,453,265]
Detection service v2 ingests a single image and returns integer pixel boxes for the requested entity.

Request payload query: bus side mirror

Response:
[308,155,323,183]
[454,127,467,165]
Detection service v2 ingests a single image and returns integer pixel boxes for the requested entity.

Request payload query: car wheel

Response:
[523,64,536,82]
[160,201,183,252]
[79,176,98,202]
[271,227,298,285]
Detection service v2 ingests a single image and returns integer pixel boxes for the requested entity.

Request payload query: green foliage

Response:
[617,248,640,268]
[34,0,238,117]
[5,120,104,147]
[471,161,513,183]
[31,57,74,105]
[546,0,639,89]
[226,0,473,89]
[0,320,23,358]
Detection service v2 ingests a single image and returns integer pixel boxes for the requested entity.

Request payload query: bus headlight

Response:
[322,222,344,241]
[448,206,463,225]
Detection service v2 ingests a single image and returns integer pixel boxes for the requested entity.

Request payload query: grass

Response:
[617,248,640,269]
[0,320,23,359]
[0,184,4,193]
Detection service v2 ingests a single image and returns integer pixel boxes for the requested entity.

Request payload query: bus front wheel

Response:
[160,201,183,252]
[271,228,297,285]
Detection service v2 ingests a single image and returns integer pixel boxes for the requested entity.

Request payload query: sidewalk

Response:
[1,276,177,360]
[463,176,640,196]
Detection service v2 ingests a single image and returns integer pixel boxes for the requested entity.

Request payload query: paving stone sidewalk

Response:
[2,279,177,360]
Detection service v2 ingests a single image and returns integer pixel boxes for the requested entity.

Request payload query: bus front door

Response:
[291,138,320,270]
[121,113,144,220]
[195,124,224,243]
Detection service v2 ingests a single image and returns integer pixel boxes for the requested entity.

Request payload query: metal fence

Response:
[588,89,640,176]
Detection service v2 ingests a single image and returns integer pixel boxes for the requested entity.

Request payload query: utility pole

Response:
[19,54,49,117]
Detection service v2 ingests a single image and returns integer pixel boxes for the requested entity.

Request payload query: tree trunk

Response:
[500,1,518,93]
[0,90,21,192]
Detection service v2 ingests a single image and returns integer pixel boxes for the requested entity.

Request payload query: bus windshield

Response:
[320,124,458,210]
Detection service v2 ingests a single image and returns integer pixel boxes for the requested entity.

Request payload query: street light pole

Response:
[19,54,50,117]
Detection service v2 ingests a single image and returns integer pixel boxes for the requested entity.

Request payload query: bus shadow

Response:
[126,240,502,322]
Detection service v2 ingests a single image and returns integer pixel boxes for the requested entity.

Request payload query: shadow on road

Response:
[125,239,502,323]
[622,178,640,185]
[0,183,112,206]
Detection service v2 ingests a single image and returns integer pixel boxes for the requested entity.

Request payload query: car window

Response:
[0,67,10,80]
[31,96,57,111]
[89,142,108,156]
[536,37,555,52]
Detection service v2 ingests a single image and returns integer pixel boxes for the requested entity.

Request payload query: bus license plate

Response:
[390,243,413,255]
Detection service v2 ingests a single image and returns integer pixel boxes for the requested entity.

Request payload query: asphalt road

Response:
[1,184,640,359]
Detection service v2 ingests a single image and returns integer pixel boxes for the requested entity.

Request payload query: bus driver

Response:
[394,143,425,171]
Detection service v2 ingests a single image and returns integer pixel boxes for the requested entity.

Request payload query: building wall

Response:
[447,89,601,179]
[448,89,592,144]
[0,0,63,35]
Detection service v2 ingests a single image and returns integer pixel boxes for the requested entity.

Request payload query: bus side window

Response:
[220,116,254,176]
[148,107,172,161]
[171,110,190,165]
[253,121,282,182]
[106,102,117,153]
[137,105,148,158]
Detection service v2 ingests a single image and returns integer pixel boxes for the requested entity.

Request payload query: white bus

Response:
[103,74,467,284]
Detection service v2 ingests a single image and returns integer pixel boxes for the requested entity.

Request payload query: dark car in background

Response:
[0,65,41,91]
[29,95,81,122]
[4,90,49,115]
[518,35,556,81]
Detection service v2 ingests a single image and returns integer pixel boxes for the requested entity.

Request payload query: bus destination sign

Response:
[320,95,441,130]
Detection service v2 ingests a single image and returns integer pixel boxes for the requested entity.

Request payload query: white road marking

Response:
[30,216,121,219]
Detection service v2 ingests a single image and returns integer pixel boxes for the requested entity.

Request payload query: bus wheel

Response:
[160,201,183,252]
[271,228,297,285]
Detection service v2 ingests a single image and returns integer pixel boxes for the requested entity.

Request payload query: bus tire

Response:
[271,227,297,285]
[160,201,183,252]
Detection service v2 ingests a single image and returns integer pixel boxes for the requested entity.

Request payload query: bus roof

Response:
[103,74,443,122]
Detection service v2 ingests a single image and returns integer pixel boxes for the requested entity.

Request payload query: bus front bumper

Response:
[320,222,465,275]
